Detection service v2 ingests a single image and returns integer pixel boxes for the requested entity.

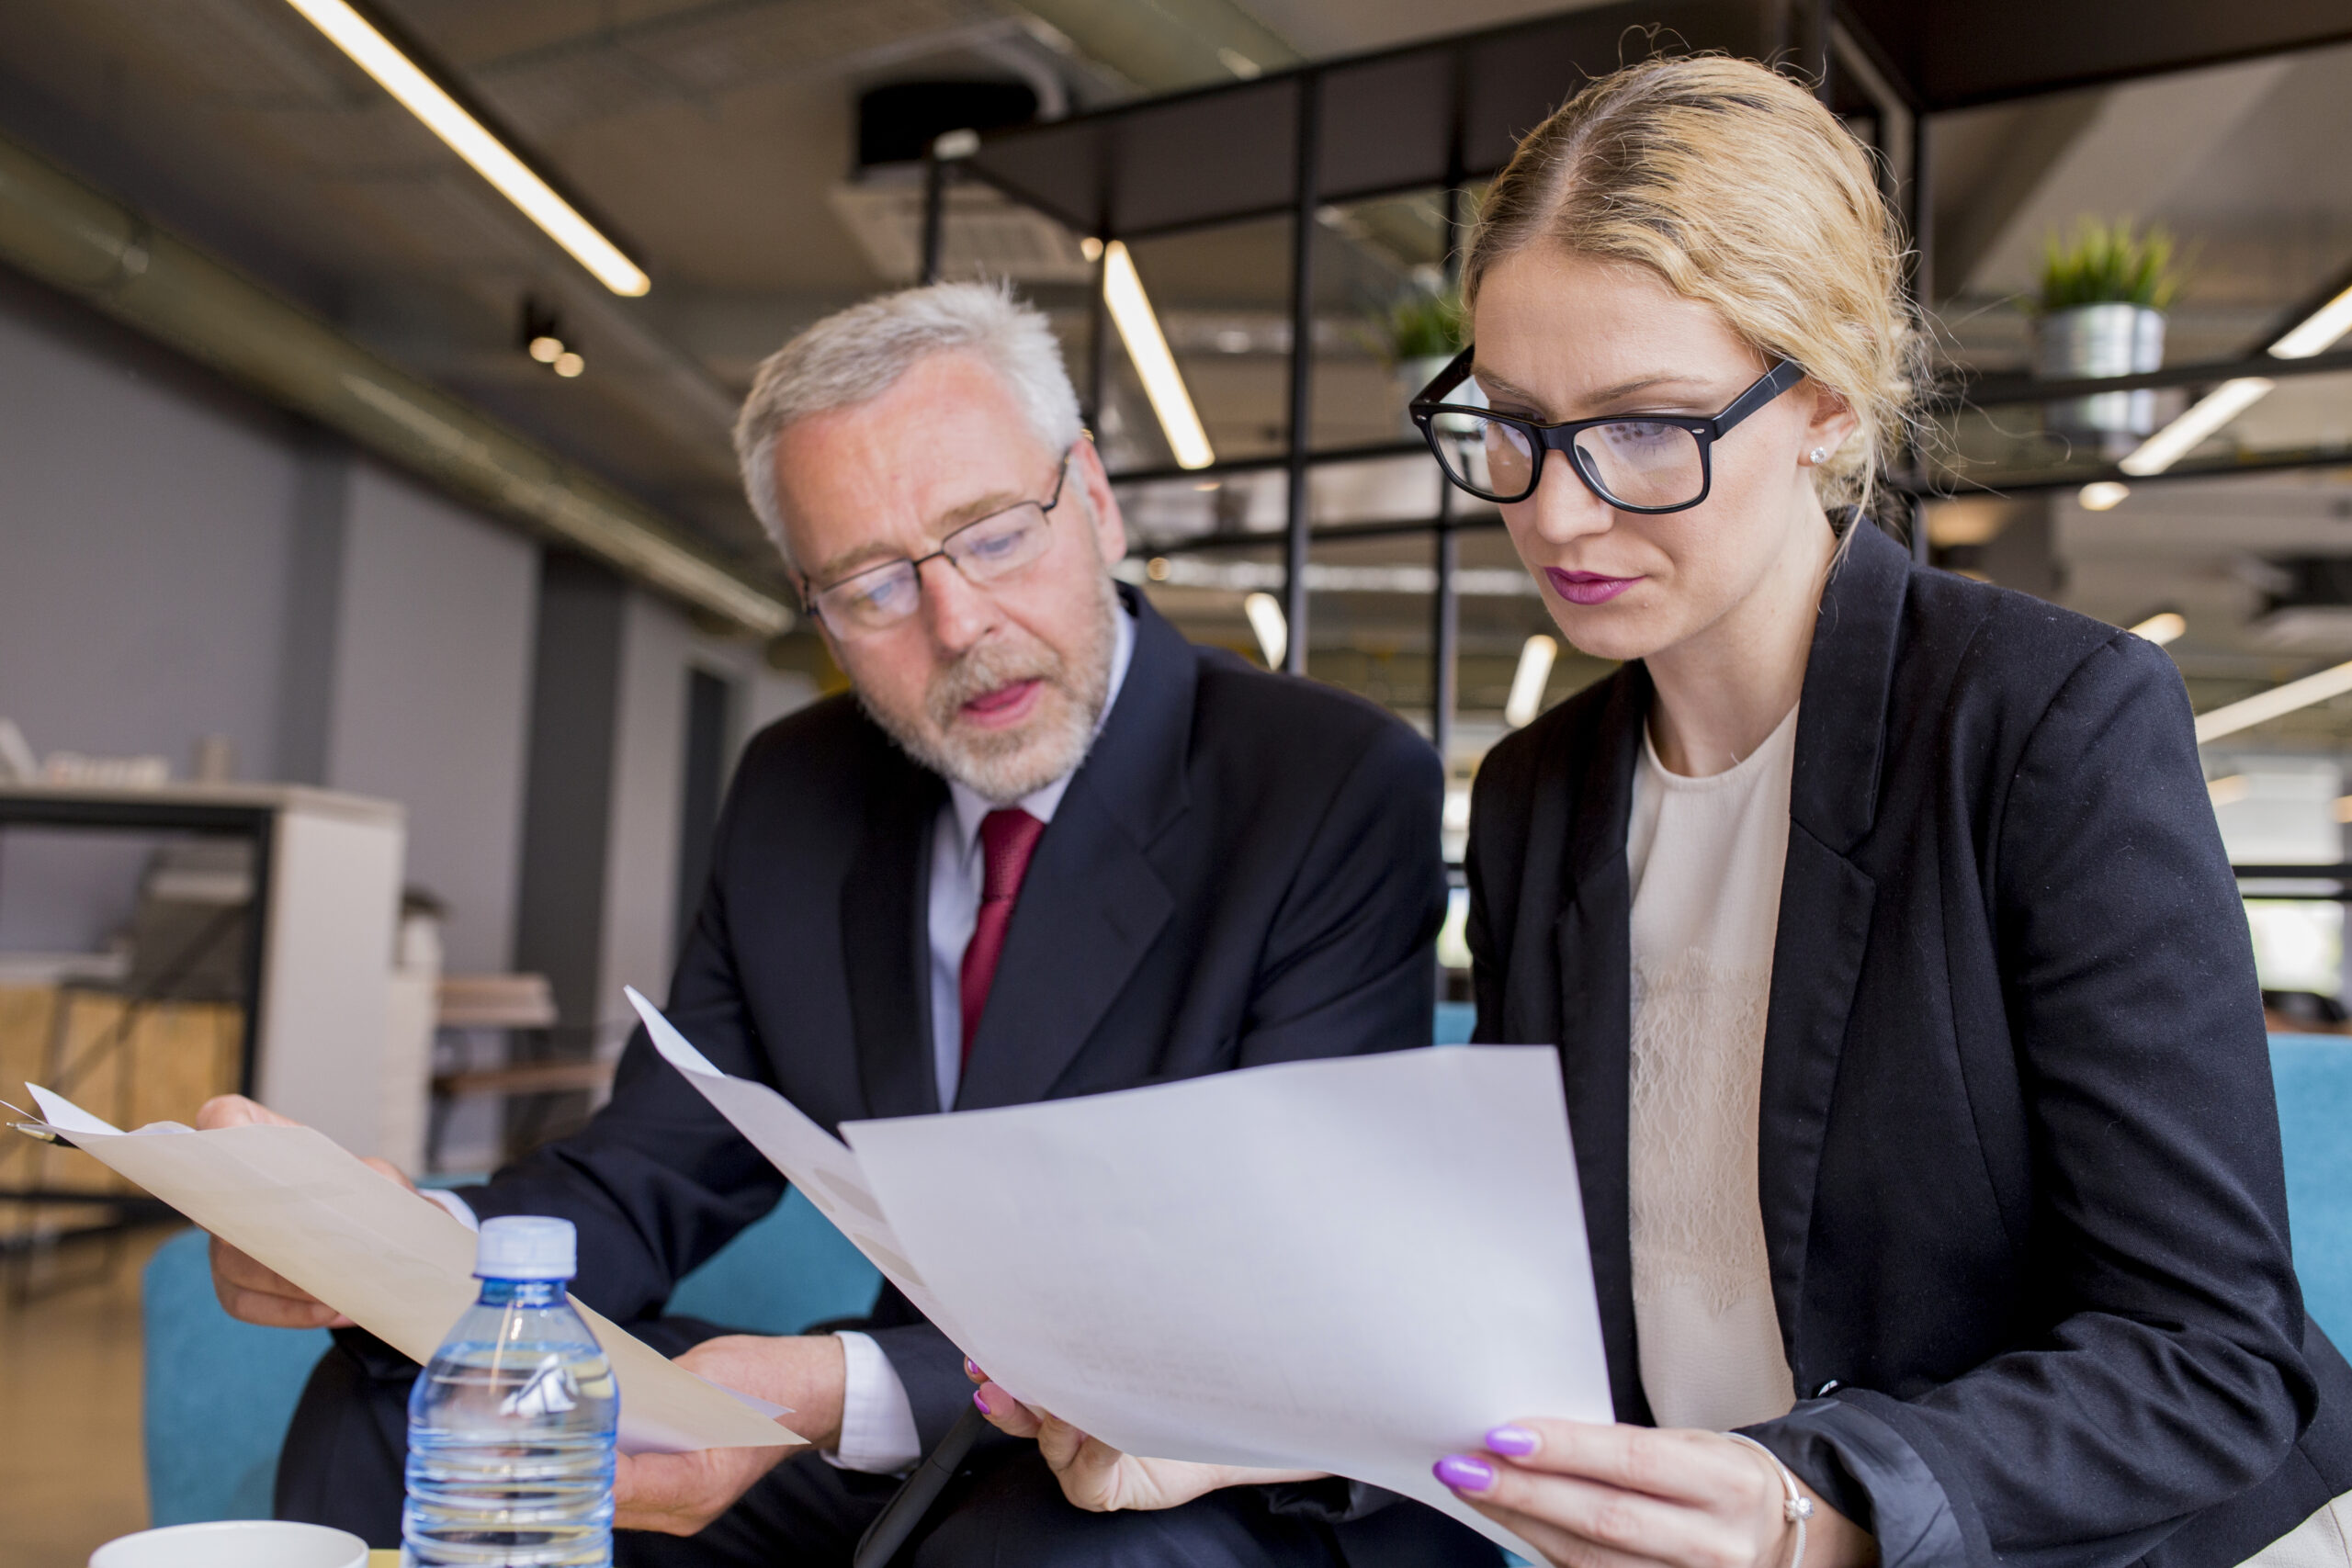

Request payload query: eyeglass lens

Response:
[818,502,1055,631]
[1428,409,1706,509]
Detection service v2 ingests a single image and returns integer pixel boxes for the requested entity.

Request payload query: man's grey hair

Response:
[732,280,1084,573]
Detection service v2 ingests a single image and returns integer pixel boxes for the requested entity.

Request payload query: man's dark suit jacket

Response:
[455,585,1487,1561]
[1467,520,2352,1568]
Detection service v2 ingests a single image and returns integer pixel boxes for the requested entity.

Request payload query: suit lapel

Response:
[1551,664,1653,1424]
[955,588,1191,1111]
[844,752,946,1120]
[1758,522,1905,1369]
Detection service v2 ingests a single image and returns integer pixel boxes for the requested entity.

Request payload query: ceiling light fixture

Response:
[552,351,585,378]
[2193,658,2352,744]
[281,0,650,297]
[527,334,564,364]
[1102,240,1215,470]
[2116,280,2352,479]
[1504,635,1558,728]
[2128,611,2186,646]
[2077,480,2131,511]
[2119,378,2275,477]
[2269,281,2352,360]
[1243,591,1287,670]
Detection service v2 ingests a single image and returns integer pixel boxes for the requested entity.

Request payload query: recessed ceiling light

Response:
[2078,481,2131,511]
[2194,658,2352,743]
[281,0,650,297]
[553,351,584,378]
[1504,635,1558,728]
[1102,240,1215,470]
[1243,592,1287,669]
[527,334,564,364]
[2128,611,2186,646]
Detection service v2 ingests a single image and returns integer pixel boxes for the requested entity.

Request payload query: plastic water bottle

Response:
[404,1215,619,1566]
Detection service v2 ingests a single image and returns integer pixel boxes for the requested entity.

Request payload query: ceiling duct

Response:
[0,127,791,636]
[833,78,1091,283]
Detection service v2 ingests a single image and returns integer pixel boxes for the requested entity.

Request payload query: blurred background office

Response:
[1,2,2349,1563]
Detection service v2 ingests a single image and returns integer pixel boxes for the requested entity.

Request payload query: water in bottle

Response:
[404,1215,619,1567]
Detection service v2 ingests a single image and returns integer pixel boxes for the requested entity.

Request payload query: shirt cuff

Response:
[423,1187,479,1231]
[822,1330,922,1475]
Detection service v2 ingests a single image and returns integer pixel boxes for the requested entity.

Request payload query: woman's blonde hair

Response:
[1464,54,1919,514]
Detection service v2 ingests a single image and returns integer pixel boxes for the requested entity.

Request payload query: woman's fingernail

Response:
[1485,1425,1540,1457]
[964,1358,981,1380]
[1434,1455,1495,1492]
[973,1388,993,1416]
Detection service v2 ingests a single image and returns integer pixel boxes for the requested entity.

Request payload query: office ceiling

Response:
[0,1,2348,748]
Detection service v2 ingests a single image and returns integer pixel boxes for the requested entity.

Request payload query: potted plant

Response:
[1378,284,1464,432]
[2033,219,2184,449]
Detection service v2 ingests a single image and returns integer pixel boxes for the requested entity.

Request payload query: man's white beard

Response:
[858,570,1119,805]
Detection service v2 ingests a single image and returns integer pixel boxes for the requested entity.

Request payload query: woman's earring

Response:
[1806,446,1828,465]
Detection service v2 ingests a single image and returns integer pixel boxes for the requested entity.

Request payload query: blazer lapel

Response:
[1758,522,1905,1370]
[954,588,1189,1111]
[1551,664,1653,1424]
[844,752,946,1120]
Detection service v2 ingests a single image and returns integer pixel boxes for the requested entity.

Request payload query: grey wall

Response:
[317,464,537,973]
[0,276,300,951]
[0,272,538,973]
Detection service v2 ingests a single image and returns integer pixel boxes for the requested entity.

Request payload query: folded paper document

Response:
[20,1085,794,1455]
[625,987,1610,1557]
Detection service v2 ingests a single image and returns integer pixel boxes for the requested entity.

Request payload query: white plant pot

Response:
[2035,303,2165,446]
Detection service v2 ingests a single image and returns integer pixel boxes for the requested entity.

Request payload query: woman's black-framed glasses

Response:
[804,448,1076,634]
[1408,347,1806,513]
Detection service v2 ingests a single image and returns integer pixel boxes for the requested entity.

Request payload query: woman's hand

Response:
[1434,1419,1878,1568]
[965,1360,1324,1513]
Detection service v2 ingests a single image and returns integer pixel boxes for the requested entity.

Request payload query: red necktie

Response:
[958,808,1046,1067]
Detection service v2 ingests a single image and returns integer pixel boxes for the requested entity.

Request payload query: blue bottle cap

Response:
[475,1214,577,1281]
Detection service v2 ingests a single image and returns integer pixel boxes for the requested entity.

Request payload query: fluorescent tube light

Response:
[2269,282,2352,359]
[2119,378,2274,477]
[282,0,650,297]
[1243,592,1287,669]
[1503,635,1558,728]
[2128,611,2185,646]
[1102,241,1214,470]
[2193,658,2352,744]
[2077,481,2131,511]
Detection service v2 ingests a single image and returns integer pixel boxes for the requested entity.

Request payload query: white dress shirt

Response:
[429,608,1137,1477]
[832,603,1134,1472]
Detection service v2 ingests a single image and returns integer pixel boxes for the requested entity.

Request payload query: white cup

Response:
[89,1519,369,1568]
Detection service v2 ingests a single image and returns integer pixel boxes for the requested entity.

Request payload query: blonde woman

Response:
[972,56,2352,1568]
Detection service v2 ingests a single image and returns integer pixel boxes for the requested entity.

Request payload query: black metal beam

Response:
[1281,73,1321,677]
[1935,345,2352,412]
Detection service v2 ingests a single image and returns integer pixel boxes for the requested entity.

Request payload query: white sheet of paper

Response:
[842,1047,1609,1558]
[24,1085,796,1456]
[622,987,970,1344]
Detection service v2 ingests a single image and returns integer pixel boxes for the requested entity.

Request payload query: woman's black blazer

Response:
[1465,520,2352,1568]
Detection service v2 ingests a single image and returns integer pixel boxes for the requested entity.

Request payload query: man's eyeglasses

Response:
[803,449,1076,634]
[1408,347,1806,513]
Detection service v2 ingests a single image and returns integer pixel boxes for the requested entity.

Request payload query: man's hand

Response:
[197,1094,417,1329]
[614,1335,846,1535]
[967,1362,1321,1513]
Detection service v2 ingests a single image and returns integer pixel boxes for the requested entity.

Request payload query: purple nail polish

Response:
[973,1388,993,1416]
[1433,1455,1495,1492]
[964,1357,980,1380]
[1485,1425,1540,1457]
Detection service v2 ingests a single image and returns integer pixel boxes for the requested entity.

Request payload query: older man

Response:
[209,283,1483,1566]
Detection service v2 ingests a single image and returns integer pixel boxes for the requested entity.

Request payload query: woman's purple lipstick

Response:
[1544,567,1639,605]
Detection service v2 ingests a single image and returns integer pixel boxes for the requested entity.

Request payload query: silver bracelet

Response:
[1724,1433,1813,1568]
